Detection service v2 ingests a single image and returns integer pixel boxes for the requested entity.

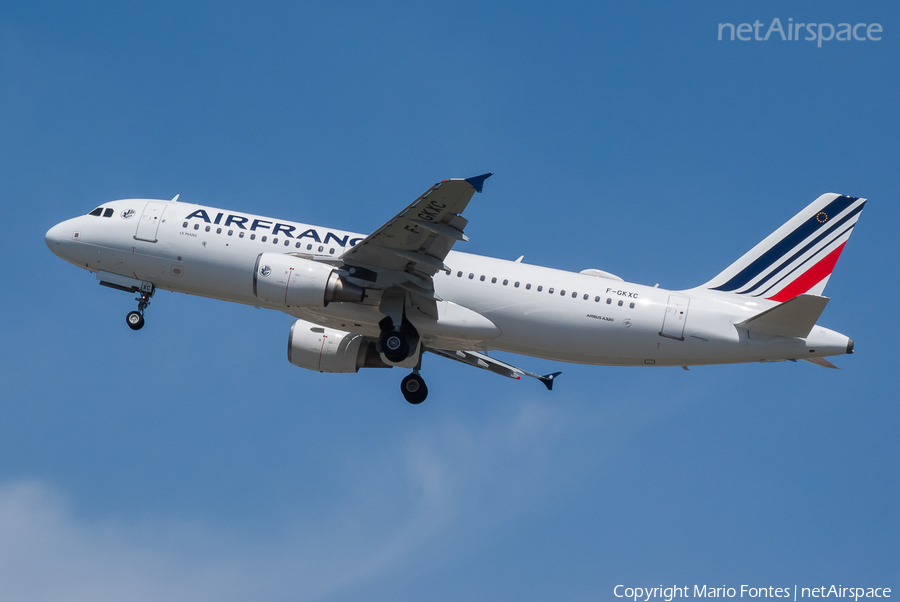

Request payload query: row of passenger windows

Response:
[88,207,114,217]
[451,270,636,308]
[183,221,338,254]
[179,218,631,307]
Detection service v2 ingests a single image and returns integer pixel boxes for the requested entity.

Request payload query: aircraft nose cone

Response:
[46,223,61,248]
[45,221,71,257]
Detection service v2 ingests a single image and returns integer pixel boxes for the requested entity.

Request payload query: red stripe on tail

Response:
[767,243,846,302]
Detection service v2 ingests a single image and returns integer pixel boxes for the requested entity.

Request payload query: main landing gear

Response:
[379,328,410,363]
[401,371,428,404]
[125,289,152,331]
[377,316,427,404]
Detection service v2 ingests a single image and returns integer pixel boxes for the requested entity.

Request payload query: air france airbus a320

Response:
[45,174,865,404]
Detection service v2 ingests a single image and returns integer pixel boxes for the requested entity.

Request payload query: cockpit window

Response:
[103,208,114,218]
[89,208,103,216]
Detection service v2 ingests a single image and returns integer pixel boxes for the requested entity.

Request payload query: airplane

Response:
[45,174,865,404]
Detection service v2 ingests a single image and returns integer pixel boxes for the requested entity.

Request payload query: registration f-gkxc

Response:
[46,175,864,403]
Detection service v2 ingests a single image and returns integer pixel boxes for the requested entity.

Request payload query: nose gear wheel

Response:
[125,289,152,331]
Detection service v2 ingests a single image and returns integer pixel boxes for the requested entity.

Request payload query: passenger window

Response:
[480,275,485,282]
[526,284,532,290]
[329,248,335,254]
[296,242,301,248]
[469,273,474,279]
[228,230,233,236]
[318,246,323,252]
[250,234,256,240]
[262,236,267,242]
[514,282,520,288]
[548,288,554,294]
[272,238,278,244]
[537,286,542,292]
[216,228,222,234]
[618,300,624,306]
[194,224,199,230]
[606,298,612,304]
[595,296,600,302]
[307,244,312,250]
[583,294,588,300]
[630,302,635,309]
[457,271,463,277]
[572,292,578,298]
[560,290,566,296]
[285,240,290,246]
[491,277,497,284]
[503,279,508,286]
[205,226,211,232]
[103,208,114,217]
[89,208,103,216]
[239,232,245,238]
[182,221,188,227]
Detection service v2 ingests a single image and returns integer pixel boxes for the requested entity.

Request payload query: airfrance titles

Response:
[184,209,363,247]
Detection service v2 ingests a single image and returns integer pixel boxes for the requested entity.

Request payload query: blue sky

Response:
[1,1,898,600]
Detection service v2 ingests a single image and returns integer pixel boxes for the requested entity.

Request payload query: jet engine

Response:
[288,319,390,373]
[253,253,364,308]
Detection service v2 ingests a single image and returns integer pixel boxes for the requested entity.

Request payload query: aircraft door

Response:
[659,295,690,341]
[134,202,167,243]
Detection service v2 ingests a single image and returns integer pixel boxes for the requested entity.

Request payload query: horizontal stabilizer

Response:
[735,294,829,338]
[802,357,839,369]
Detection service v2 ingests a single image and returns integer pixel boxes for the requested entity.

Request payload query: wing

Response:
[339,174,492,306]
[426,348,562,391]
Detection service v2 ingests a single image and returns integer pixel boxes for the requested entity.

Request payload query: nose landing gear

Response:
[125,288,153,331]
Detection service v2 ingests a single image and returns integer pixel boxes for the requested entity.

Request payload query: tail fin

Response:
[700,193,866,301]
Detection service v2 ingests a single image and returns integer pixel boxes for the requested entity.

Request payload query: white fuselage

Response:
[45,198,852,367]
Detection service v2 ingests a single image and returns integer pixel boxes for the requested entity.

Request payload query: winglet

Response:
[465,172,494,193]
[539,371,562,391]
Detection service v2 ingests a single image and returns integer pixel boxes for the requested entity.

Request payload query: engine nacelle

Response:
[253,253,364,308]
[288,319,390,373]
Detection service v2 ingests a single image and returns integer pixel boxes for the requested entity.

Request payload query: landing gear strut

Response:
[401,372,428,404]
[377,315,425,403]
[126,289,152,331]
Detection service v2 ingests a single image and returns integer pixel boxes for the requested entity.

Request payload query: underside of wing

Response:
[427,348,561,390]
